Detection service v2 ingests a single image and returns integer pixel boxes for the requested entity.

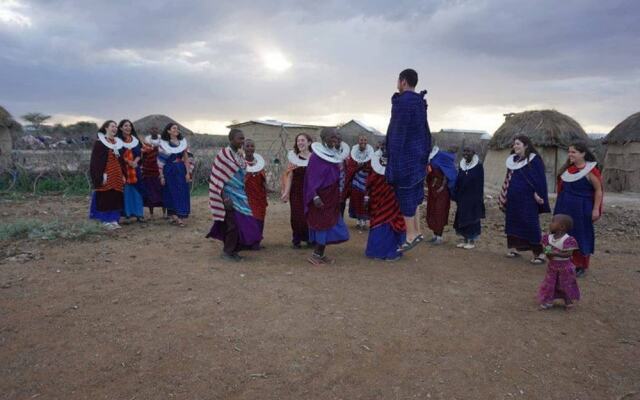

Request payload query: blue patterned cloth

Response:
[385,90,431,188]
[159,152,190,218]
[453,164,485,240]
[394,181,424,218]
[430,151,458,192]
[309,216,349,245]
[223,168,253,216]
[89,192,120,223]
[123,184,144,218]
[352,170,368,192]
[505,155,550,244]
[366,223,405,260]
[554,175,595,255]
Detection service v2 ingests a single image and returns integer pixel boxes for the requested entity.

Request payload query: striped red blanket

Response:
[367,172,405,232]
[209,147,243,221]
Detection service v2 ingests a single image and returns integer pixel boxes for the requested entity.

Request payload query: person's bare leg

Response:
[404,216,417,242]
[413,214,421,237]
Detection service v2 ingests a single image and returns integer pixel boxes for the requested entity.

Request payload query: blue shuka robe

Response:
[505,155,550,245]
[453,162,485,240]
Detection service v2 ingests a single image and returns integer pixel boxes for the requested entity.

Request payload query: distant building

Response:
[432,128,490,160]
[337,119,385,146]
[227,119,331,165]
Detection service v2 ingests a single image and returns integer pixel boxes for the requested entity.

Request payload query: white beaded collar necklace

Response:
[246,153,265,173]
[560,161,597,182]
[121,135,139,149]
[311,142,343,164]
[97,133,123,155]
[460,154,479,171]
[350,144,374,163]
[160,138,188,154]
[506,153,536,170]
[287,150,309,167]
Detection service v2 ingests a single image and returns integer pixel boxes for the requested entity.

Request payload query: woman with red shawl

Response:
[554,142,603,277]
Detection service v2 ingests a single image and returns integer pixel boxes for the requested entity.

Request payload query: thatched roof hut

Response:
[603,112,640,192]
[489,110,587,150]
[133,114,194,137]
[0,106,22,171]
[484,110,590,193]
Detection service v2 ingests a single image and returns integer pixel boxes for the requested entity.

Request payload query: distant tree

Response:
[66,121,98,136]
[21,112,52,129]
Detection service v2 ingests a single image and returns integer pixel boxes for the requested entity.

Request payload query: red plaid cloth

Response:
[122,148,138,184]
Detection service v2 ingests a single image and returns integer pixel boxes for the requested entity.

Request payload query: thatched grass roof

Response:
[489,110,588,150]
[0,105,23,131]
[133,114,194,136]
[604,112,640,145]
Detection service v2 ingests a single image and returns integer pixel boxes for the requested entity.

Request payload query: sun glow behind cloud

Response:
[0,0,31,27]
[261,50,292,73]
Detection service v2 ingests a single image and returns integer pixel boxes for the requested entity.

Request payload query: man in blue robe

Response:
[385,68,432,252]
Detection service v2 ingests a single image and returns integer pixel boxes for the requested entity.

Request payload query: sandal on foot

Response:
[530,257,545,265]
[539,303,554,310]
[220,253,242,262]
[320,255,335,264]
[308,253,326,265]
[505,251,521,258]
[399,236,421,253]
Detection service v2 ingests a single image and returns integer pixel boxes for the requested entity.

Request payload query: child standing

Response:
[537,214,581,310]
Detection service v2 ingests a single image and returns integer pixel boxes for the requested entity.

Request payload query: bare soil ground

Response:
[1,194,639,400]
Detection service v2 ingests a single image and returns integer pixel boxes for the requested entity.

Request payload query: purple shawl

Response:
[303,153,340,214]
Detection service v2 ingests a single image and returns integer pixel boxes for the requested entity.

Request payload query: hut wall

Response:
[0,125,12,171]
[603,143,640,192]
[239,125,322,163]
[483,149,511,192]
[483,147,561,194]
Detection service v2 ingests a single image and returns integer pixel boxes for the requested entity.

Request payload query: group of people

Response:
[87,68,604,310]
[89,120,192,230]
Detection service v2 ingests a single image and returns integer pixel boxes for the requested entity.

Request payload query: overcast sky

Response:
[1,0,639,135]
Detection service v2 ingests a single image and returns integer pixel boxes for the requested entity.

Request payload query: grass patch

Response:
[0,219,102,241]
[0,172,91,196]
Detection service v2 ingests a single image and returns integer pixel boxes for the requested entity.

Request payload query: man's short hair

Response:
[228,128,243,140]
[399,68,418,87]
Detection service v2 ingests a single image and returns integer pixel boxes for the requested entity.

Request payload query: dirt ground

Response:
[1,193,639,400]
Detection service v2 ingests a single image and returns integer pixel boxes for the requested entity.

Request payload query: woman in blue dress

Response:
[554,142,603,277]
[158,123,191,227]
[499,135,550,264]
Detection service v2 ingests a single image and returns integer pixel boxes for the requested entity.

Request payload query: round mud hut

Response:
[603,112,640,192]
[483,110,589,193]
[0,106,22,172]
[133,114,194,137]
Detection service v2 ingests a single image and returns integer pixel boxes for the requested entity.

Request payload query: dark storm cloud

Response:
[1,0,639,132]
